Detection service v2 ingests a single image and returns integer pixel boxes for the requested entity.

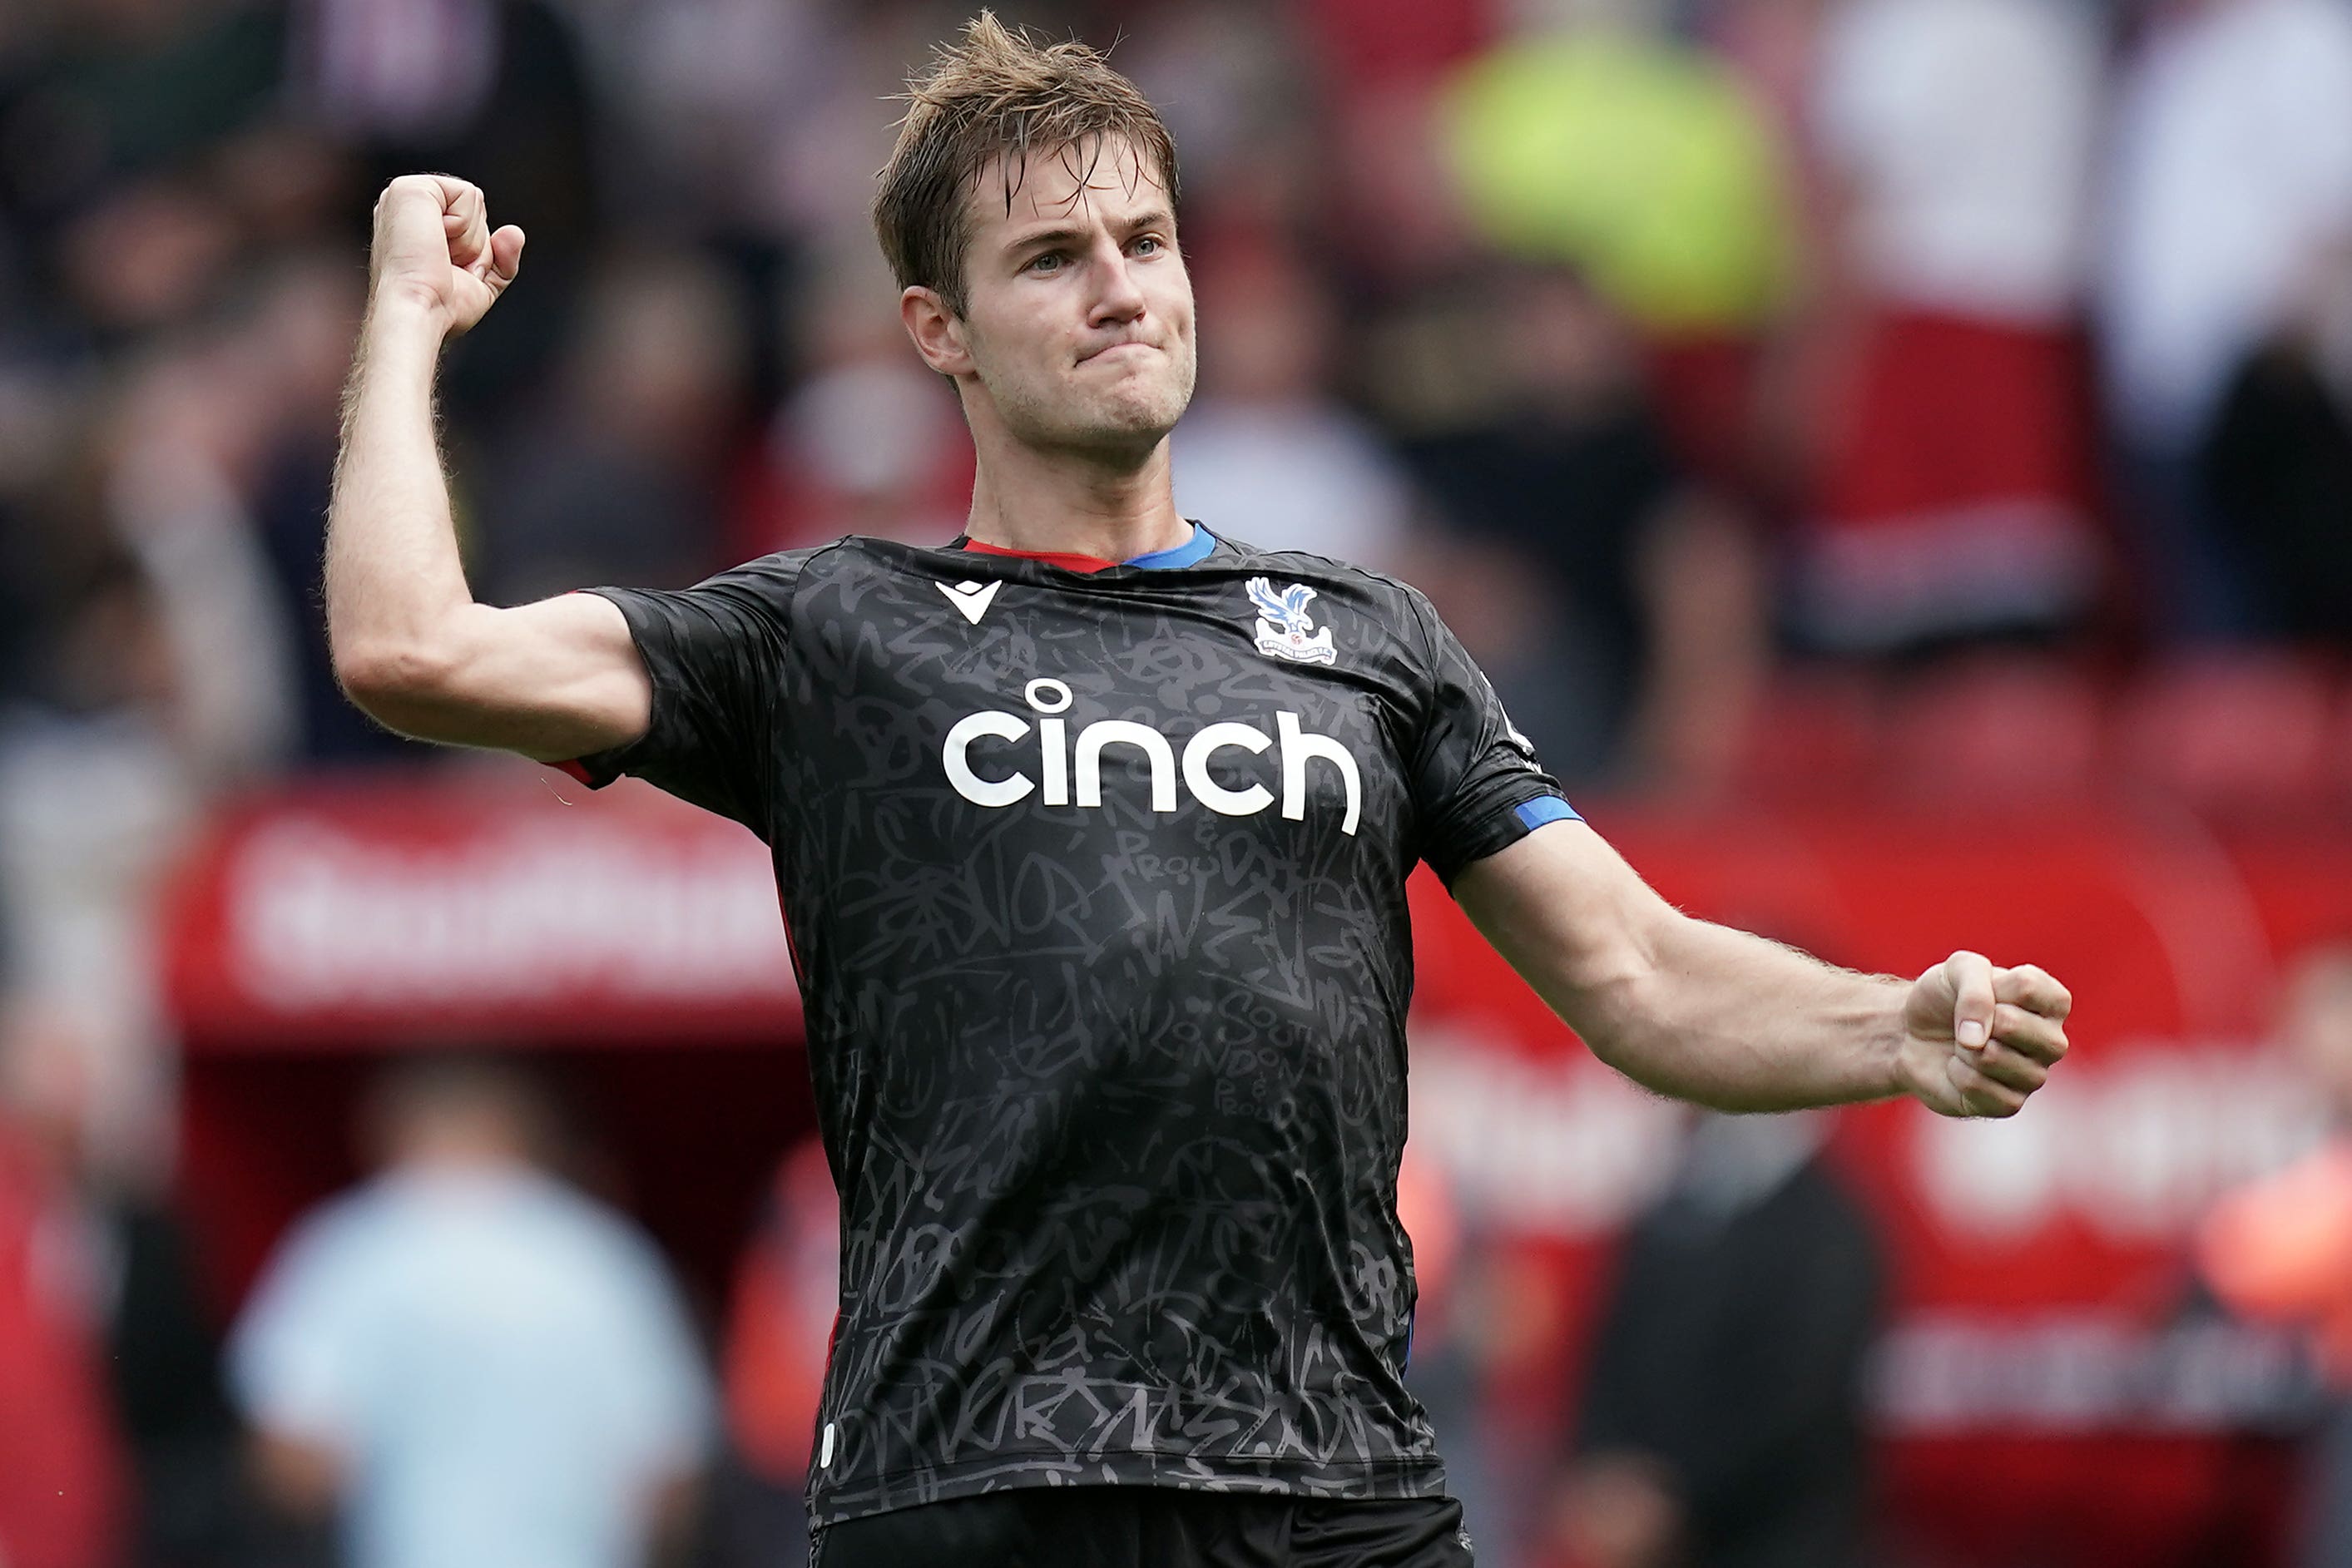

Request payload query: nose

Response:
[1088,245,1147,327]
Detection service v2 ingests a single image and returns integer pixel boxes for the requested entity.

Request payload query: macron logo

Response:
[938,580,1002,626]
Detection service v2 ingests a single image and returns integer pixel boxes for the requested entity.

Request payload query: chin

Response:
[1054,384,1193,453]
[988,358,1194,455]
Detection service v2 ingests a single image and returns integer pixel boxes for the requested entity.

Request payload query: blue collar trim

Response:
[1125,523,1216,570]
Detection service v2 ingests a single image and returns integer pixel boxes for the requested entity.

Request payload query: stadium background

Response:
[2,0,2351,1565]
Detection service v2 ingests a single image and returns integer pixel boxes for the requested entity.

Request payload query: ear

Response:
[901,285,973,378]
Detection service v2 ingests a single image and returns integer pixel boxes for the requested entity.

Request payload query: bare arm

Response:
[326,174,651,761]
[1452,821,2072,1116]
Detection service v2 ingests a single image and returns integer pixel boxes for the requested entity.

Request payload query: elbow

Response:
[332,638,457,730]
[1562,967,1657,1084]
[1577,908,1679,1044]
[1576,909,1727,1098]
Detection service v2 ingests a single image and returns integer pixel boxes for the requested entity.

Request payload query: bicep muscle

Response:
[344,593,651,760]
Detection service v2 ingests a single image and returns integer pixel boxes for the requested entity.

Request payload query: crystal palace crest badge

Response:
[1247,577,1338,666]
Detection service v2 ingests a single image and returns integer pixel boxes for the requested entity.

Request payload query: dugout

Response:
[162,772,814,1317]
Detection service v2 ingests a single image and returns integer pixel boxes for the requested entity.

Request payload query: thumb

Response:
[483,225,525,289]
[1945,950,1997,1049]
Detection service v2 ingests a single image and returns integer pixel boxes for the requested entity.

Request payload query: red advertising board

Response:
[159,782,2352,1563]
[1405,805,2352,1566]
[162,774,799,1048]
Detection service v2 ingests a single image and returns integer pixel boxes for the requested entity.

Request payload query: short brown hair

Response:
[874,11,1180,319]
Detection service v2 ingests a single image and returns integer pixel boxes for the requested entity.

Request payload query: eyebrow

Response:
[1003,208,1176,257]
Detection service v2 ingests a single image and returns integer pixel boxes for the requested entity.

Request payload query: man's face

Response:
[915,134,1196,458]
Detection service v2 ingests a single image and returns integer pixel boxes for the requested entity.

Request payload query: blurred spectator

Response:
[0,0,285,349]
[733,254,969,557]
[102,309,308,782]
[711,1139,838,1568]
[1388,265,1766,790]
[1555,1112,1881,1568]
[0,547,203,1187]
[2099,0,2352,639]
[1117,0,1320,247]
[1793,0,2107,655]
[285,0,600,414]
[740,6,952,260]
[564,0,843,239]
[0,1005,128,1568]
[480,246,753,603]
[3,999,249,1568]
[1295,0,1492,96]
[229,1057,714,1568]
[2200,946,2352,1568]
[0,277,316,1180]
[1173,249,1415,569]
[1438,21,1795,487]
[2201,304,2352,648]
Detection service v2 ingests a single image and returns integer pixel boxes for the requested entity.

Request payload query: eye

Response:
[1027,250,1065,275]
[1131,235,1164,256]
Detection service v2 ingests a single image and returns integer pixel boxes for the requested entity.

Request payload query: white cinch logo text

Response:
[943,679,1361,834]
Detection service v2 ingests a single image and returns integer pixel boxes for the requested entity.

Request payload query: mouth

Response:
[1080,342,1157,364]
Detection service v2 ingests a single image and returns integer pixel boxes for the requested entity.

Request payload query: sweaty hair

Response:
[874,10,1180,320]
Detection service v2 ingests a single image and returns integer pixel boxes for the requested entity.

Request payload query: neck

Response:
[962,427,1190,564]
[394,1127,531,1173]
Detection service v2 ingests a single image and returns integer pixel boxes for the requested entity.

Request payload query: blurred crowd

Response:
[1,0,2350,1564]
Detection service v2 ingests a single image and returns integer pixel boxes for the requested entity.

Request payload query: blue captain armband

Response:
[1513,795,1581,832]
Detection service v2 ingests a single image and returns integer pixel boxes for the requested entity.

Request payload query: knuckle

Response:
[1970,1078,2027,1116]
[1993,1003,2054,1047]
[1983,1046,2044,1091]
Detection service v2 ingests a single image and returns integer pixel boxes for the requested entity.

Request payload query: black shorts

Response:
[810,1489,1475,1568]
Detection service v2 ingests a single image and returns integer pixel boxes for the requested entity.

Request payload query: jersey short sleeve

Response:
[1404,588,1578,883]
[562,554,804,832]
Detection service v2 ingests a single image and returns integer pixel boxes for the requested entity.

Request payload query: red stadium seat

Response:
[1733,669,1885,803]
[2329,675,2352,810]
[2114,653,2339,812]
[1880,656,2106,804]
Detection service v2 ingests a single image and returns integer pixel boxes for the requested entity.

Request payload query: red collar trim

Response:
[956,538,1119,574]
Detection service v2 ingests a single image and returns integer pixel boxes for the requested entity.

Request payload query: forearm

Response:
[1581,917,1906,1112]
[1458,823,2070,1121]
[324,298,478,691]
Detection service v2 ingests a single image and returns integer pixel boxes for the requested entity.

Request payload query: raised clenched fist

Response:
[366,174,524,337]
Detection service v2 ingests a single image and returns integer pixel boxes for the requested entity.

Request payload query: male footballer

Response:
[324,14,2072,1567]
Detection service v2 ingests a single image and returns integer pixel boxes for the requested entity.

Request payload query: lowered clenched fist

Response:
[367,174,524,337]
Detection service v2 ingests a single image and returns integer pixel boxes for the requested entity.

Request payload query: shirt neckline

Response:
[953,522,1216,574]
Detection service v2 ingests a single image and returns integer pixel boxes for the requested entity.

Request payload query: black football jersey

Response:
[567,527,1574,1526]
